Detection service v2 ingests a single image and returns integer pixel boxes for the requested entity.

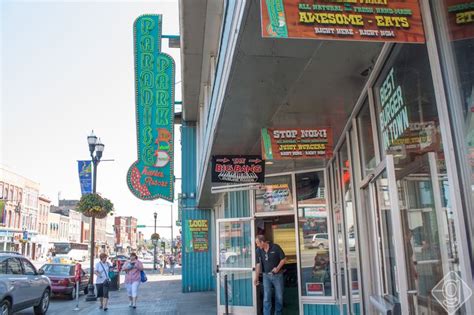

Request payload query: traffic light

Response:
[161,241,165,249]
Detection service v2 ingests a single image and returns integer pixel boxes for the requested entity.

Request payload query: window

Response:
[357,99,376,177]
[255,175,294,213]
[374,44,460,313]
[430,0,474,256]
[7,258,23,275]
[22,259,36,275]
[0,260,7,274]
[296,171,332,297]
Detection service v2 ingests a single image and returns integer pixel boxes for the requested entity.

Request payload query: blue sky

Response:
[1,0,182,239]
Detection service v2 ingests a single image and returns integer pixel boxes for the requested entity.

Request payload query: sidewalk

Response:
[35,269,217,315]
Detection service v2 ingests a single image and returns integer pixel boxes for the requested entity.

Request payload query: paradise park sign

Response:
[127,15,175,201]
[261,0,425,43]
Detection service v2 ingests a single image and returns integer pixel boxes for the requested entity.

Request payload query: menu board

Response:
[262,128,333,160]
[261,0,425,43]
[185,219,209,253]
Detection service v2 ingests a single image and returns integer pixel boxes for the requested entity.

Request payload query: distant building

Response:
[114,217,129,253]
[125,216,138,251]
[37,196,51,258]
[0,166,40,259]
[48,212,61,243]
[106,216,115,254]
[68,210,82,243]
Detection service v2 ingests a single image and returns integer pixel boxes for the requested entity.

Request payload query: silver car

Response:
[0,252,51,315]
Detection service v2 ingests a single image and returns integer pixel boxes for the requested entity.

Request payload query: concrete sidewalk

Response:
[19,270,217,315]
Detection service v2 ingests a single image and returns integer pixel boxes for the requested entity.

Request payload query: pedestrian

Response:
[159,254,165,275]
[254,235,287,315]
[168,254,176,275]
[124,252,144,309]
[95,253,111,311]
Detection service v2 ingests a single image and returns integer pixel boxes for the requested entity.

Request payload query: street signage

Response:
[211,155,265,183]
[261,128,333,160]
[260,0,425,43]
[127,14,175,201]
[77,160,92,195]
[137,225,146,228]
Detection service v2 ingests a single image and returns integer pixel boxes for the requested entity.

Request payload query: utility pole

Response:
[153,212,157,270]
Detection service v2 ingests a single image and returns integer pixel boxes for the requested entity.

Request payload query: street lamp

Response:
[85,130,105,302]
[153,212,157,270]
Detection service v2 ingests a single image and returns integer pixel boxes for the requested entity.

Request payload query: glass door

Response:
[216,218,256,314]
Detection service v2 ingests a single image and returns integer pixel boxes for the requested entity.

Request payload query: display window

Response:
[255,175,294,214]
[374,44,460,314]
[295,171,332,297]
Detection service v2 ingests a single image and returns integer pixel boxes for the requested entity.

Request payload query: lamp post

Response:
[153,212,157,270]
[85,130,105,302]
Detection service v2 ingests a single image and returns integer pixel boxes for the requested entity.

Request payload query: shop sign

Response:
[211,155,265,183]
[379,67,409,152]
[446,0,474,40]
[306,282,325,296]
[127,15,175,201]
[261,128,333,160]
[261,0,425,43]
[184,219,209,253]
[256,183,294,212]
[77,160,92,195]
[387,121,439,157]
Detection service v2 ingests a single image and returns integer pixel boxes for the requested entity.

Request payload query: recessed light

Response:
[265,161,274,165]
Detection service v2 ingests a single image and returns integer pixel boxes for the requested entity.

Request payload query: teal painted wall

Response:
[225,191,250,218]
[181,122,215,292]
[303,304,339,315]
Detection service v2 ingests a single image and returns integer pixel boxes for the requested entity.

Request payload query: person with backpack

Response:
[124,252,144,309]
[95,253,112,311]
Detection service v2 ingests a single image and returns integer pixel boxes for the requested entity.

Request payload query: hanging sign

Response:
[77,160,92,195]
[184,219,209,253]
[261,0,425,43]
[445,0,474,41]
[211,155,265,183]
[127,15,175,201]
[261,128,333,160]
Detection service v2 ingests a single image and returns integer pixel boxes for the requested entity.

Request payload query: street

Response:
[15,265,216,315]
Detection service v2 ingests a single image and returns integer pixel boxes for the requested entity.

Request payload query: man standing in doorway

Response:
[254,235,287,315]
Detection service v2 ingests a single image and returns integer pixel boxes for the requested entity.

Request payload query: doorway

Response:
[255,215,299,315]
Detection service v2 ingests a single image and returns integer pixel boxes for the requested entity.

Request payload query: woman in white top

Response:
[95,253,111,311]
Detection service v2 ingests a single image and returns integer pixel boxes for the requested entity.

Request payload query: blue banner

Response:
[78,160,92,195]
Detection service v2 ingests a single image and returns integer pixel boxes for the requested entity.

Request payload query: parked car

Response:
[304,233,329,249]
[0,251,51,315]
[39,264,89,300]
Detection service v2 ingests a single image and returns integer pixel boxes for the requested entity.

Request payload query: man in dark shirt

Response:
[254,235,286,315]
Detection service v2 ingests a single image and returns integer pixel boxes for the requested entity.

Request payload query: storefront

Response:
[179,0,474,314]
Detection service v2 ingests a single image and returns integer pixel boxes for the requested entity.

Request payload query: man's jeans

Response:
[262,272,284,315]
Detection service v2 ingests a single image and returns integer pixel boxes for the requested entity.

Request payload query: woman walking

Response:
[95,253,111,311]
[124,252,144,309]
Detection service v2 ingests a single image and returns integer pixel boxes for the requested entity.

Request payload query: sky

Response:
[1,0,182,240]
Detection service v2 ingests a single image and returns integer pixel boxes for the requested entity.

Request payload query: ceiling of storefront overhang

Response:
[199,1,383,207]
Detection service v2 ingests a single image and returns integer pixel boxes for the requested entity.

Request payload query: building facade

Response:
[37,196,51,258]
[48,212,61,243]
[179,1,474,314]
[124,216,138,251]
[68,210,82,243]
[114,216,129,253]
[0,166,40,259]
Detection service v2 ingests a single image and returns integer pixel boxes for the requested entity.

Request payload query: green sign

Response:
[127,15,175,201]
[184,219,209,253]
[137,225,146,228]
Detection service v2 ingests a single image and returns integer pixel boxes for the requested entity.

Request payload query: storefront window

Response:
[255,175,294,213]
[341,139,361,305]
[431,0,474,255]
[296,171,332,297]
[375,44,459,314]
[357,99,377,177]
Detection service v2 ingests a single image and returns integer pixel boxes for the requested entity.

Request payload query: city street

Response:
[15,267,216,315]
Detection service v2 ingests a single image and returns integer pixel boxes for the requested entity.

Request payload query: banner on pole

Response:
[78,160,92,195]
